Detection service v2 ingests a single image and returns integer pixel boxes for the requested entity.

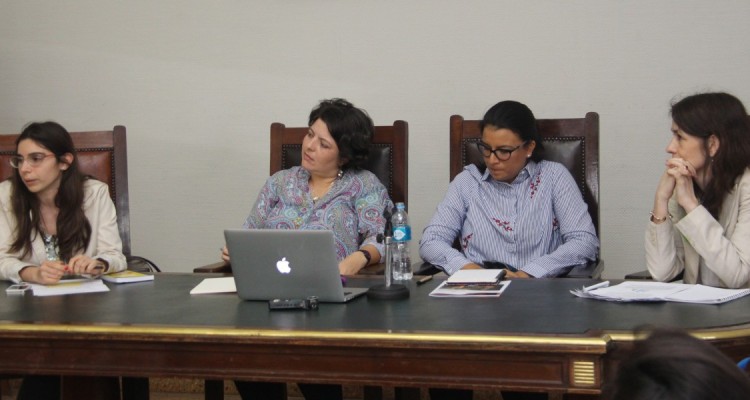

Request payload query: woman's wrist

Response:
[96,258,110,273]
[649,211,671,224]
[651,197,670,224]
[679,198,700,214]
[357,249,371,268]
[18,265,39,283]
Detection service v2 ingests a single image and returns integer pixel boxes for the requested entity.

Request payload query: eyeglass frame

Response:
[8,153,57,169]
[476,141,529,161]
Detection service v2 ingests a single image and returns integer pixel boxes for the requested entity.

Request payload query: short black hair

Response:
[308,98,374,170]
[479,100,544,162]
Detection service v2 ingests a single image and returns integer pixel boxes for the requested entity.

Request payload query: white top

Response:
[0,179,126,283]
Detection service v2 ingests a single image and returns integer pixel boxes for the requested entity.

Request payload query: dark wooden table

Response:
[2,274,750,399]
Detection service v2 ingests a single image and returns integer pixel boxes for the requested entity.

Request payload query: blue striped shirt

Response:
[419,161,599,277]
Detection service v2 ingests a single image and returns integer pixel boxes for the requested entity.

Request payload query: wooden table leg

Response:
[205,379,225,400]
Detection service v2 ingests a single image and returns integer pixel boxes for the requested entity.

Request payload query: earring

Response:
[337,169,343,179]
[527,154,532,158]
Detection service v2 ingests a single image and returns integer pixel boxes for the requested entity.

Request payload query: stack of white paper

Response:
[571,281,750,304]
[430,269,510,298]
[446,269,505,284]
[30,279,110,297]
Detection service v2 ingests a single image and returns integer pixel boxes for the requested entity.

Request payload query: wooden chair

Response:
[195,121,407,400]
[0,126,154,398]
[416,113,603,279]
[0,126,159,272]
[194,120,409,274]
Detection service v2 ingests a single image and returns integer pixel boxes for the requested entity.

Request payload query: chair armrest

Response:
[358,263,386,275]
[193,261,232,274]
[564,259,604,279]
[126,255,161,273]
[624,270,684,282]
[413,262,444,276]
[624,270,654,280]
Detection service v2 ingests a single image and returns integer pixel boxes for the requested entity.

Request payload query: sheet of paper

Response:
[30,279,110,297]
[190,277,237,295]
[571,281,750,304]
[665,284,750,304]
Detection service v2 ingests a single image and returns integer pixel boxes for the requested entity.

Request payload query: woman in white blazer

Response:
[646,92,750,288]
[0,121,127,400]
[0,121,126,284]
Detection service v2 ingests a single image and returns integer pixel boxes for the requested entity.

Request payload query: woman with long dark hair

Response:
[0,121,126,284]
[646,92,750,288]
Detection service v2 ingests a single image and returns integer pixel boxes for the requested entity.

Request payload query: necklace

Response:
[40,217,60,261]
[310,170,342,203]
[42,233,60,261]
[311,179,335,203]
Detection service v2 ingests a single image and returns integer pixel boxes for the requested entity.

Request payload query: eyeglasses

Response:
[476,141,527,161]
[9,153,56,169]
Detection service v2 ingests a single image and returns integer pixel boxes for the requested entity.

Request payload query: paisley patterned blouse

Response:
[243,166,393,260]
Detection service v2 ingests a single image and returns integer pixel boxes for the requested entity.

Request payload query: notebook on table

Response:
[224,229,368,303]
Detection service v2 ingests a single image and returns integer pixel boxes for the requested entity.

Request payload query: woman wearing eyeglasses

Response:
[0,121,126,285]
[645,92,750,288]
[420,100,599,279]
[0,121,127,400]
[420,101,598,400]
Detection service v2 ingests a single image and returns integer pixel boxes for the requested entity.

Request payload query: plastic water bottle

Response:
[391,202,413,280]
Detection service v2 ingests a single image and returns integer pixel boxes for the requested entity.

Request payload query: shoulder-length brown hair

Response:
[10,121,91,261]
[671,92,750,217]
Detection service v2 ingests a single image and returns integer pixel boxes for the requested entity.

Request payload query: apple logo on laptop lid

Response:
[276,257,291,274]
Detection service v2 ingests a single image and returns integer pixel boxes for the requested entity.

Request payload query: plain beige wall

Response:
[1,1,749,278]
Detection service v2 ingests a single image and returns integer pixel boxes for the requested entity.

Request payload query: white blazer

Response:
[0,179,127,283]
[645,168,750,288]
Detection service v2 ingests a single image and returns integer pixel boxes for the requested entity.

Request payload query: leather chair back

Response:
[270,120,409,206]
[450,113,600,233]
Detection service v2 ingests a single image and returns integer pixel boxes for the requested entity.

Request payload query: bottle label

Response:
[393,226,411,241]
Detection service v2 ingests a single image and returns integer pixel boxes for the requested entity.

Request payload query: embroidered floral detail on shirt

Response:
[529,172,542,199]
[491,218,513,232]
[461,233,473,250]
[552,217,559,230]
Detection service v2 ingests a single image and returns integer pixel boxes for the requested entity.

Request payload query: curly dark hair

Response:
[308,98,374,170]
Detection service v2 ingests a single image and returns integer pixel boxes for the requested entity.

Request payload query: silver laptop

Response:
[225,229,368,303]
